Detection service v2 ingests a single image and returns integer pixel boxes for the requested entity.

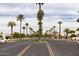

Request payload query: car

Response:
[0,35,6,44]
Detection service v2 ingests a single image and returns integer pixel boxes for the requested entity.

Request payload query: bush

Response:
[71,34,76,37]
[13,32,20,38]
[20,34,25,38]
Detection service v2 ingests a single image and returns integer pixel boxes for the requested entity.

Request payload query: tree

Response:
[29,27,35,35]
[22,26,25,34]
[69,30,75,38]
[25,23,29,36]
[8,21,16,36]
[53,26,56,39]
[69,30,75,34]
[58,21,62,40]
[77,18,79,23]
[36,3,44,38]
[64,28,70,39]
[76,28,79,36]
[76,28,79,31]
[17,14,25,34]
[13,32,20,38]
[70,34,76,37]
[29,27,32,35]
[20,34,25,38]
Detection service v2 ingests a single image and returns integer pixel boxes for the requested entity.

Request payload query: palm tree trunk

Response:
[26,26,28,36]
[67,33,68,39]
[59,24,61,40]
[20,21,22,34]
[54,28,55,39]
[11,26,13,36]
[23,29,25,34]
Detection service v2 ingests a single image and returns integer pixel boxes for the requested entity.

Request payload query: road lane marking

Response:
[17,43,32,56]
[47,43,55,56]
[0,53,9,54]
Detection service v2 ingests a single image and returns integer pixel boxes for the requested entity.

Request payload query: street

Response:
[48,40,79,56]
[0,39,79,56]
[0,40,32,56]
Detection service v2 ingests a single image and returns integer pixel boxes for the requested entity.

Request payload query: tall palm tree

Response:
[49,28,53,38]
[17,14,25,34]
[53,26,56,39]
[25,23,29,36]
[36,3,44,37]
[58,21,62,40]
[36,3,44,10]
[64,28,70,39]
[8,21,16,36]
[22,26,25,35]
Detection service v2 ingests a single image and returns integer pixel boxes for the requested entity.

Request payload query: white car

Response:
[0,35,6,44]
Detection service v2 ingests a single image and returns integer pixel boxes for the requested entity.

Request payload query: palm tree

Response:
[69,30,76,38]
[22,26,25,35]
[49,28,53,38]
[25,23,29,36]
[53,26,56,39]
[17,14,25,34]
[29,27,33,35]
[69,30,75,34]
[36,3,44,37]
[8,21,16,36]
[58,21,62,40]
[77,18,79,23]
[76,28,79,31]
[76,28,79,36]
[36,3,44,10]
[69,30,75,33]
[64,28,70,39]
[46,30,48,34]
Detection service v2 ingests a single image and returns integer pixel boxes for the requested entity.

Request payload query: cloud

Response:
[0,3,79,34]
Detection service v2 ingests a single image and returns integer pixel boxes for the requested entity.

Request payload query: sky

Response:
[0,3,79,35]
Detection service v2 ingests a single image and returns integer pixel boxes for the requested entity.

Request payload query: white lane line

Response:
[17,43,32,56]
[0,53,9,54]
[47,43,55,56]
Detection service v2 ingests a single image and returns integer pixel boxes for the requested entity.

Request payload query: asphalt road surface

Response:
[22,43,50,56]
[48,40,79,56]
[0,39,79,56]
[0,40,31,56]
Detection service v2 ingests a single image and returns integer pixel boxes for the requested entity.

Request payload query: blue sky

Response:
[0,3,79,35]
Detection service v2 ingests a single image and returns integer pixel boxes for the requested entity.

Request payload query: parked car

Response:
[0,35,6,44]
